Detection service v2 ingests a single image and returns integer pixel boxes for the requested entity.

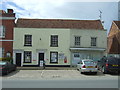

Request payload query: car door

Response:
[7,62,13,72]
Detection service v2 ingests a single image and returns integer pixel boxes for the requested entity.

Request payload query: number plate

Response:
[112,65,118,67]
[87,66,93,68]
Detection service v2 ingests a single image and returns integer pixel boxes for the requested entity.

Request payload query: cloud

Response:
[2,0,118,33]
[4,0,66,18]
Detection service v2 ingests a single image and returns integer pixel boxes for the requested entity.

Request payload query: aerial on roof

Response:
[114,21,120,29]
[16,18,104,30]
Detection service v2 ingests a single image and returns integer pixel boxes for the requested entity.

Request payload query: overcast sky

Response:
[0,0,119,33]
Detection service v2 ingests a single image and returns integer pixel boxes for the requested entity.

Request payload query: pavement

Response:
[2,69,119,80]
[17,66,76,70]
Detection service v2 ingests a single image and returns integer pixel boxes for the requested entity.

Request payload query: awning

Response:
[70,47,106,51]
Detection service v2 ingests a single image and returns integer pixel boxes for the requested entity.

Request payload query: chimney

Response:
[7,9,13,13]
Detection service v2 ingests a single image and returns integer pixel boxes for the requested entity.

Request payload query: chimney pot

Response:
[7,9,13,13]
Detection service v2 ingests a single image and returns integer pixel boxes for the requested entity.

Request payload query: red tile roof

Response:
[114,21,120,29]
[108,21,120,54]
[16,18,104,30]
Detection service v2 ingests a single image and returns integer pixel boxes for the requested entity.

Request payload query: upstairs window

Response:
[0,48,4,58]
[91,37,97,46]
[0,25,5,38]
[24,35,32,46]
[50,35,58,47]
[75,36,81,46]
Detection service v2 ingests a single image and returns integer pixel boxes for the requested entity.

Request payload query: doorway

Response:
[16,53,21,66]
[38,53,44,66]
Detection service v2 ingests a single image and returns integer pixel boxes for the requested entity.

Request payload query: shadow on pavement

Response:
[83,71,105,76]
[2,70,20,77]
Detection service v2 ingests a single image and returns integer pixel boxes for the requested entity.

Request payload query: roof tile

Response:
[16,18,104,30]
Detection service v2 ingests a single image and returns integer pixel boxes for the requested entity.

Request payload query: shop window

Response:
[50,52,58,63]
[24,51,32,63]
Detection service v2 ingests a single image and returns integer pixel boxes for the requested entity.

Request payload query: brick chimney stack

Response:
[7,9,13,13]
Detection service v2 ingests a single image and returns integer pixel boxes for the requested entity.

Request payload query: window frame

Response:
[2,48,4,58]
[50,35,58,47]
[91,37,97,47]
[24,51,32,63]
[74,36,81,46]
[50,52,58,63]
[24,35,32,46]
[0,25,5,38]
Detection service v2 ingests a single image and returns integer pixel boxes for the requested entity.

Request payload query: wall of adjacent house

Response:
[70,29,107,65]
[13,28,71,65]
[70,29,107,48]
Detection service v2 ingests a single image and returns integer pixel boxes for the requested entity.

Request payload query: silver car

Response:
[77,59,98,74]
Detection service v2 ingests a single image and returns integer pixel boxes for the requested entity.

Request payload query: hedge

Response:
[0,57,13,64]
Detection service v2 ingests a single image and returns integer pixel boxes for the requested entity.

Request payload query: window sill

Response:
[50,45,58,47]
[23,62,32,63]
[0,37,5,38]
[91,46,97,47]
[50,62,58,64]
[24,45,32,47]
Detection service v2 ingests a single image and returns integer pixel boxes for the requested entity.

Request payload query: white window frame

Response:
[91,37,97,47]
[74,36,81,46]
[24,35,32,46]
[50,35,58,47]
[0,25,5,38]
[2,48,5,57]
[24,51,32,63]
[50,52,58,63]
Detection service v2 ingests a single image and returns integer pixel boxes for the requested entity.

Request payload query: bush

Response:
[0,57,13,64]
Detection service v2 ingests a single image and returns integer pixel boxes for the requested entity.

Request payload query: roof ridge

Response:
[16,18,104,30]
[18,18,100,21]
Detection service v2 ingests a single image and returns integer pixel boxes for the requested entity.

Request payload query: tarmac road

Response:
[1,70,119,88]
[2,79,118,88]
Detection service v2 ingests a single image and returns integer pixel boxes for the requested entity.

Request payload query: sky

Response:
[0,0,119,33]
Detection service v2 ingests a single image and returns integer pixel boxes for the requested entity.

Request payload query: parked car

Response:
[0,61,16,75]
[77,59,98,74]
[97,56,120,74]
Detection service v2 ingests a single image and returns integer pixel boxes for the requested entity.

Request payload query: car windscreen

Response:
[0,62,7,65]
[108,57,120,65]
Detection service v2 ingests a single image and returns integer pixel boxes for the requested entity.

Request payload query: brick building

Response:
[108,21,120,57]
[0,9,15,58]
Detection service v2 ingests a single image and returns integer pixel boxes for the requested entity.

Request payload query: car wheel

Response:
[93,72,97,75]
[80,71,84,74]
[13,67,16,71]
[5,70,9,75]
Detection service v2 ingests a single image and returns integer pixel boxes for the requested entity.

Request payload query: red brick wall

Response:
[0,41,13,57]
[0,20,14,40]
[0,9,15,57]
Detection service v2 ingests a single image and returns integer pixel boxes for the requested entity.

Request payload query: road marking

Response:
[41,70,44,78]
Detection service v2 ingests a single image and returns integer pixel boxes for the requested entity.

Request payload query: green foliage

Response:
[0,57,13,64]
